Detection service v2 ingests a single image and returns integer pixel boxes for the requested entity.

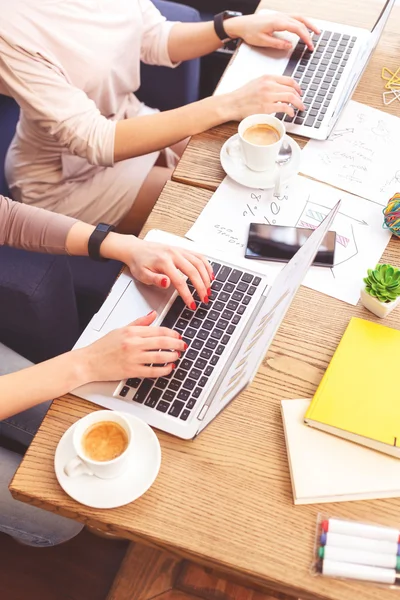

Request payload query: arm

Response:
[0,194,212,307]
[0,312,185,420]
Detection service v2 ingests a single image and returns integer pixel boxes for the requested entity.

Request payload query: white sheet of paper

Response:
[300,101,400,205]
[186,175,391,305]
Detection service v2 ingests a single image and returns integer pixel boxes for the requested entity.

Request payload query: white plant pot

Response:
[360,288,400,318]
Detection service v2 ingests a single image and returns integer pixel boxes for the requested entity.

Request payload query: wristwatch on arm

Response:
[88,223,115,262]
[214,10,242,45]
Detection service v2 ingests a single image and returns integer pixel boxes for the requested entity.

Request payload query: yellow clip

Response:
[382,66,395,80]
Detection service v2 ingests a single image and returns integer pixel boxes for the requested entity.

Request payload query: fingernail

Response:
[207,287,212,296]
[183,343,188,350]
[211,273,215,281]
[190,302,196,310]
[203,296,209,304]
[171,363,176,370]
[177,351,181,358]
[146,310,154,316]
[178,334,182,339]
[161,278,168,288]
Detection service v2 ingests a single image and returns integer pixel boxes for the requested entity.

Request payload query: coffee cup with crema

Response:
[64,410,133,479]
[238,114,285,172]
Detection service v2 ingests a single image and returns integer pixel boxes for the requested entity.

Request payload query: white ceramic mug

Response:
[238,114,285,172]
[64,411,133,480]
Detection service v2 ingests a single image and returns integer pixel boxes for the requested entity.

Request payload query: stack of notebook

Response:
[282,318,400,505]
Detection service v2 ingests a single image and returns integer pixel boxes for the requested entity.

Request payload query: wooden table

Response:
[174,0,400,191]
[10,2,400,600]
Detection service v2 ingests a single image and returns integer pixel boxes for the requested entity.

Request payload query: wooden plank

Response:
[107,543,182,600]
[173,4,400,191]
[177,563,295,600]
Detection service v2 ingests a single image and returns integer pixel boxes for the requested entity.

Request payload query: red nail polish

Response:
[207,287,212,296]
[177,351,181,358]
[190,302,196,310]
[204,296,209,304]
[146,310,154,316]
[171,363,176,370]
[183,343,188,350]
[161,278,168,288]
[211,273,215,281]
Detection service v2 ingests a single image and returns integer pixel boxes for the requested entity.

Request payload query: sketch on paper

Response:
[300,101,400,205]
[186,175,391,305]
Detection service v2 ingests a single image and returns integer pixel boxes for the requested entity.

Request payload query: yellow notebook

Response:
[305,317,400,458]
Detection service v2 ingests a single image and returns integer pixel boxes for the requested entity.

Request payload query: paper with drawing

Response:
[186,176,391,305]
[300,101,400,205]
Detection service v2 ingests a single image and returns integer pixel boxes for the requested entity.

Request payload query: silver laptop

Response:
[215,1,395,140]
[73,203,340,439]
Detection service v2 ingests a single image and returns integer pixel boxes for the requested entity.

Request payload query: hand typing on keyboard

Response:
[224,11,320,51]
[107,236,213,309]
[82,311,186,382]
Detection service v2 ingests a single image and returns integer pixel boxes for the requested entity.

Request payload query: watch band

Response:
[214,11,241,44]
[88,223,115,262]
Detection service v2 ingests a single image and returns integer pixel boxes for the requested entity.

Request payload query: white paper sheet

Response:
[300,101,400,205]
[186,176,391,305]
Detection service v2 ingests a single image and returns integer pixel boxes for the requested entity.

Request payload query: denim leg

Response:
[0,447,83,547]
[0,342,83,546]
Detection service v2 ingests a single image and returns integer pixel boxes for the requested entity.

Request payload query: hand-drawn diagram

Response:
[300,101,400,205]
[186,175,391,305]
[380,169,400,194]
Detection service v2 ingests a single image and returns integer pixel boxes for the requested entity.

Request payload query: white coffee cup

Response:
[238,114,285,172]
[64,411,133,480]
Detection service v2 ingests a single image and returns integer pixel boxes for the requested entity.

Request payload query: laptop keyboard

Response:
[116,263,262,421]
[275,30,357,129]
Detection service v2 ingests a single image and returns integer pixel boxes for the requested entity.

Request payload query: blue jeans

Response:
[0,343,83,547]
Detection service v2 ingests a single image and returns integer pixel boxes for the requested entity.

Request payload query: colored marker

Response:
[317,559,400,585]
[321,518,400,543]
[320,531,400,556]
[319,545,400,569]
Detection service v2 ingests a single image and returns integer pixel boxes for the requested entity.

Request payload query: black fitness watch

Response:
[88,223,116,262]
[214,10,242,44]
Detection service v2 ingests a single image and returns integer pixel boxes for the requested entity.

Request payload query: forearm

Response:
[114,95,229,163]
[168,21,223,62]
[0,348,93,420]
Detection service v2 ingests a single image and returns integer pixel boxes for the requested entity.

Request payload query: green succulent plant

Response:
[364,264,400,303]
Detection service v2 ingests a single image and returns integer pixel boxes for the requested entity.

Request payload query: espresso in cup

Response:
[242,124,281,146]
[82,421,129,462]
[64,410,133,479]
[238,114,285,172]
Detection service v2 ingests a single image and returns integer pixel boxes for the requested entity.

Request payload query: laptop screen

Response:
[371,0,396,34]
[198,202,341,433]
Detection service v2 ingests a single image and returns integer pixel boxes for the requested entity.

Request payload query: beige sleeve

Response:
[138,0,180,67]
[0,196,77,254]
[0,34,116,167]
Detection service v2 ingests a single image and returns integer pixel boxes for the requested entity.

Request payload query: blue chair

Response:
[0,0,201,364]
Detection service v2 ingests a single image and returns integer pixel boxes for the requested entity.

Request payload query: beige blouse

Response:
[0,0,177,220]
[0,195,76,254]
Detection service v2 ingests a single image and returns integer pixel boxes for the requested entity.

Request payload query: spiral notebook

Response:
[281,399,400,504]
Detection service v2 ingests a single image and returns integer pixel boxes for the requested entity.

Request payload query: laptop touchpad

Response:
[93,277,173,334]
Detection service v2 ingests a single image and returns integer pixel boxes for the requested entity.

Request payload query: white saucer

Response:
[220,133,301,189]
[54,413,161,509]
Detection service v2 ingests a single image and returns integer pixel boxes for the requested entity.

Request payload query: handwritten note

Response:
[186,176,391,305]
[300,101,400,205]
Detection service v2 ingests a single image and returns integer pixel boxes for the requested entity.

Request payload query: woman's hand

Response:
[101,234,213,309]
[224,74,305,121]
[225,12,320,51]
[83,311,186,382]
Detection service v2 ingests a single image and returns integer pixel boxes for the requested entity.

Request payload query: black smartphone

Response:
[245,223,336,268]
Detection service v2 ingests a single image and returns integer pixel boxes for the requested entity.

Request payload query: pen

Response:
[317,559,400,585]
[319,545,400,569]
[320,531,400,556]
[322,518,400,543]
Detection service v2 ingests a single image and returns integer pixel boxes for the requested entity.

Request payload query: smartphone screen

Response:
[245,223,336,267]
